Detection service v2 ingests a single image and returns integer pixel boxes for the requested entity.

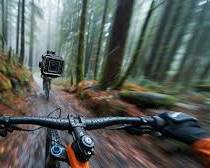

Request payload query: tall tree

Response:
[75,0,87,84]
[93,0,109,79]
[1,0,5,50]
[161,0,197,82]
[152,0,183,81]
[174,2,208,83]
[84,12,95,77]
[46,1,52,50]
[60,0,80,81]
[55,0,61,53]
[182,2,209,85]
[29,0,35,71]
[199,59,210,83]
[143,0,174,78]
[114,0,155,88]
[16,0,21,55]
[19,0,25,65]
[99,0,134,90]
[4,0,8,48]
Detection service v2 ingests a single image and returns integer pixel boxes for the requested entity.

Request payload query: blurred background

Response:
[0,0,210,167]
[1,0,210,86]
[1,0,210,87]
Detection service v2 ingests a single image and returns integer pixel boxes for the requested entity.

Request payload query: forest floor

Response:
[0,74,208,168]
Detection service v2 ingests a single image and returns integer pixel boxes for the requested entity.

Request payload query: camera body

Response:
[39,51,64,78]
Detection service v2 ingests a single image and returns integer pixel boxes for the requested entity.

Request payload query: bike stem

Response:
[69,116,95,162]
[48,116,94,165]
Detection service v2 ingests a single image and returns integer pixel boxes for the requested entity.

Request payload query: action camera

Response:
[39,51,64,78]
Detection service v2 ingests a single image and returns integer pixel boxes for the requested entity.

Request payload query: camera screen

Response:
[48,60,60,73]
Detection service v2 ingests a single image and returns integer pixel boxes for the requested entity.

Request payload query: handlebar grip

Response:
[85,117,143,130]
[0,116,70,130]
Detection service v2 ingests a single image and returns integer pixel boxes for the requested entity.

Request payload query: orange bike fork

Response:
[66,145,90,168]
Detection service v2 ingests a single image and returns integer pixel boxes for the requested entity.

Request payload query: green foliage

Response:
[0,54,31,87]
[0,72,12,91]
[13,67,31,85]
[0,62,8,75]
[0,94,9,105]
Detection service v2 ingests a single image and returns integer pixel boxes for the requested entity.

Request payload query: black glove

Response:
[156,112,210,144]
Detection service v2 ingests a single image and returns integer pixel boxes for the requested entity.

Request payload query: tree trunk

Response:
[8,46,12,62]
[1,0,5,50]
[161,0,197,82]
[29,0,35,71]
[199,59,210,83]
[16,0,21,55]
[153,0,183,81]
[175,3,208,83]
[75,0,87,85]
[143,0,174,78]
[4,0,8,48]
[189,31,209,83]
[46,1,52,50]
[93,0,109,79]
[182,2,209,85]
[99,0,134,90]
[113,0,155,89]
[84,12,94,77]
[84,30,95,77]
[55,0,60,52]
[19,0,25,65]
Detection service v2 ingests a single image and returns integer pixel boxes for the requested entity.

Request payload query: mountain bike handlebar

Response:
[0,112,197,167]
[0,115,158,131]
[0,115,164,165]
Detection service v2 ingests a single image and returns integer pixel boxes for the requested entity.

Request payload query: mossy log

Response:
[194,85,210,92]
[11,66,31,85]
[0,62,8,75]
[120,91,176,108]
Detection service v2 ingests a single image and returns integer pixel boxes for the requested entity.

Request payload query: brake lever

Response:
[125,125,154,135]
[0,124,17,137]
[0,129,7,137]
[110,124,163,137]
[109,124,152,135]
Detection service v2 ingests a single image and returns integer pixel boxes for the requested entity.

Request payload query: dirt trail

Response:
[33,75,158,168]
[0,75,205,168]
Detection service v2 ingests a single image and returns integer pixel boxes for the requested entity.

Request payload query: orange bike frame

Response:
[66,145,90,168]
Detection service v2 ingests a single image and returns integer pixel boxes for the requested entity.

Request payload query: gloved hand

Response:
[156,112,210,144]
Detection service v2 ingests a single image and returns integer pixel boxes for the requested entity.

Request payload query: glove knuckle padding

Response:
[159,111,197,123]
[159,112,209,144]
